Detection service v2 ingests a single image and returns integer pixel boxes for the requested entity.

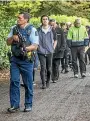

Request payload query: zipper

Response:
[78,28,79,41]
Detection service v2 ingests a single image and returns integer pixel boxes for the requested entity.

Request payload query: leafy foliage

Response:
[0,1,90,69]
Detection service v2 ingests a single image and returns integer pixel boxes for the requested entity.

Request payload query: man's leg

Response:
[38,54,46,89]
[78,47,86,77]
[21,60,33,111]
[46,54,53,87]
[85,52,87,65]
[61,58,65,73]
[64,50,69,73]
[52,58,56,81]
[71,47,78,77]
[87,48,90,64]
[8,60,20,112]
[52,58,60,82]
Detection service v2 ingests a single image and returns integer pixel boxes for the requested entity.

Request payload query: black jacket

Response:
[53,27,66,59]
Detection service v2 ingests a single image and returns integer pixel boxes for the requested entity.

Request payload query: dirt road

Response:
[0,65,90,121]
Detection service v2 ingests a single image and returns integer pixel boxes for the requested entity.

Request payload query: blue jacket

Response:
[37,26,54,54]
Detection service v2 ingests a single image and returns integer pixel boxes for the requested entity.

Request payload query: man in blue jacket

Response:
[37,15,57,89]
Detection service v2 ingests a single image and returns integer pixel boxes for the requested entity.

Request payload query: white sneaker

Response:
[33,82,36,86]
[74,74,78,78]
[82,73,86,78]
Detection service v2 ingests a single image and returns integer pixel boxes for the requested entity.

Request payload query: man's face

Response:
[62,25,67,30]
[74,20,81,28]
[42,16,49,26]
[17,14,27,25]
[75,23,81,28]
[50,21,56,29]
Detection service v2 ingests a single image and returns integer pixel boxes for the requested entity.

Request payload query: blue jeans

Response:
[10,56,33,108]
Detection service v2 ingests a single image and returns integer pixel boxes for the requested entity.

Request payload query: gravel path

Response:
[0,65,90,121]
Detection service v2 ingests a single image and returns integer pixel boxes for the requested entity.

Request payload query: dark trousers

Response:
[85,48,90,64]
[71,46,86,75]
[38,54,52,86]
[52,58,60,81]
[61,50,69,70]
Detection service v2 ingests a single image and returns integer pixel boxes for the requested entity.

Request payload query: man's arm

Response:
[60,29,66,50]
[53,40,57,49]
[26,27,39,52]
[84,26,89,46]
[7,27,19,46]
[52,29,57,49]
[67,28,72,48]
[26,44,38,52]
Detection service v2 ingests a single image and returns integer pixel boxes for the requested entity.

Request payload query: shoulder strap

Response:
[25,24,33,30]
[13,24,33,35]
[13,25,18,35]
[25,24,33,35]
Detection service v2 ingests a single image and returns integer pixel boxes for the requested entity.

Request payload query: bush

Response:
[30,15,90,26]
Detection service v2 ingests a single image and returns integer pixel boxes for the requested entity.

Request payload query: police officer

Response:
[7,12,39,112]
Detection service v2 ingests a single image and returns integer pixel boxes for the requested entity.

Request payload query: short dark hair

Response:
[19,12,30,22]
[41,15,49,23]
[49,19,56,23]
[56,22,59,25]
[60,22,66,27]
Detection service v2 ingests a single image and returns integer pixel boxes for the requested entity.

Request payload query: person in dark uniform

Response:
[60,22,70,73]
[7,12,39,113]
[49,19,66,83]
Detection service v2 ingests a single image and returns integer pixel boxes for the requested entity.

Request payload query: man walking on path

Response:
[49,19,66,82]
[7,12,39,113]
[37,15,57,89]
[67,18,89,78]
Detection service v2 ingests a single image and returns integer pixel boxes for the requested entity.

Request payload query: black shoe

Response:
[46,82,50,88]
[65,67,69,72]
[65,69,69,73]
[40,84,46,89]
[7,107,20,113]
[24,107,32,112]
[41,85,46,89]
[61,68,64,73]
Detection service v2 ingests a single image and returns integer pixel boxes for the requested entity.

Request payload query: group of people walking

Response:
[6,12,89,113]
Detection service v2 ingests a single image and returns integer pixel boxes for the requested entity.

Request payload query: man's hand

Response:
[53,40,57,49]
[25,44,38,52]
[13,35,19,42]
[7,35,19,45]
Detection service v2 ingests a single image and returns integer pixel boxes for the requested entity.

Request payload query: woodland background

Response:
[0,0,90,69]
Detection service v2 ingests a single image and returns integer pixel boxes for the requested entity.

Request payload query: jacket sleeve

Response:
[67,28,72,48]
[52,29,57,41]
[84,27,89,46]
[60,29,66,51]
